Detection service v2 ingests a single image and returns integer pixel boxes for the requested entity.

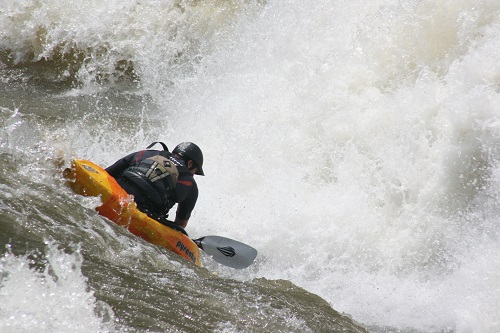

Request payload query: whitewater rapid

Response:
[1,0,500,332]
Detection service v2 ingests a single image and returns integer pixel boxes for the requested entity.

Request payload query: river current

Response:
[1,0,500,332]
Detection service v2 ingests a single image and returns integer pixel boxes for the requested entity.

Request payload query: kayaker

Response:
[105,142,204,229]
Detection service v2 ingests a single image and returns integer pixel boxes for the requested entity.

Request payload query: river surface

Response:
[1,0,500,332]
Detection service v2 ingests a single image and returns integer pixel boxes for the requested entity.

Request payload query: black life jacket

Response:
[121,142,189,215]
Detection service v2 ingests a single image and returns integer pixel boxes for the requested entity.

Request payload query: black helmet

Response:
[173,142,204,176]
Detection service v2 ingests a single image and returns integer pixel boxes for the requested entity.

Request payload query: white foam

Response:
[158,0,500,331]
[0,243,114,333]
[2,0,500,331]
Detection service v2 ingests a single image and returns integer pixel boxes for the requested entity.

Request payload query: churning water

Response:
[1,0,500,332]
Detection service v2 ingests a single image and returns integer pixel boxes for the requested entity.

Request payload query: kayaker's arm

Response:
[174,217,189,228]
[105,151,139,178]
[172,174,198,228]
[173,201,193,228]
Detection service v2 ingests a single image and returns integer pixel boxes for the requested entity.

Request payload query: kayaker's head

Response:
[172,142,204,176]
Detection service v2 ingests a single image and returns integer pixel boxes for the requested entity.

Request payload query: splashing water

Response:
[1,0,500,332]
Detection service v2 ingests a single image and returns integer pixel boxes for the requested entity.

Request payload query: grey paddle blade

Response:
[195,236,257,269]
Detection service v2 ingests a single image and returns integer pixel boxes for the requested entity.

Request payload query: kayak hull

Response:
[63,159,201,266]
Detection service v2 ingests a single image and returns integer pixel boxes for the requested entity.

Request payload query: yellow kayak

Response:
[63,159,202,267]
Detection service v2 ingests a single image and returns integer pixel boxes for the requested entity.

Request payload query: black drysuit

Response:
[106,150,198,223]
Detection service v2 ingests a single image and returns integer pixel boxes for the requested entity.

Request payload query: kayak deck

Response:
[63,159,201,266]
